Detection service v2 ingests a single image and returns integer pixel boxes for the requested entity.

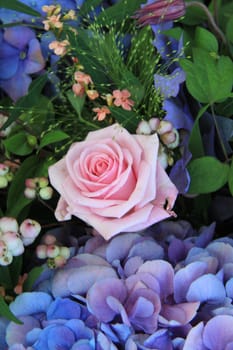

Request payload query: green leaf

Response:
[0,0,40,16]
[39,130,69,149]
[9,256,23,287]
[6,156,48,217]
[23,266,44,292]
[0,296,22,324]
[188,156,229,194]
[109,106,140,133]
[66,90,85,118]
[0,266,13,289]
[228,158,233,196]
[194,27,218,52]
[226,16,233,43]
[3,132,33,156]
[180,49,233,103]
[188,104,209,158]
[79,0,103,15]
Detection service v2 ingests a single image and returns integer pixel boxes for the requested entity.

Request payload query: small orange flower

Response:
[93,106,111,121]
[74,71,93,85]
[42,5,60,16]
[72,83,85,96]
[42,14,63,31]
[49,40,70,56]
[86,89,99,100]
[112,89,134,111]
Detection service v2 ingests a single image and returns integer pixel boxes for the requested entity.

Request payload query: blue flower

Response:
[0,26,45,101]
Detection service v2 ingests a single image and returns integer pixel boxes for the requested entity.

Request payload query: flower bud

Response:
[148,118,160,131]
[38,177,49,188]
[0,217,18,234]
[27,135,37,147]
[160,130,176,145]
[167,129,180,149]
[46,244,60,258]
[25,178,37,189]
[157,120,173,135]
[0,176,8,188]
[136,120,151,135]
[39,186,53,200]
[2,232,24,256]
[0,164,9,176]
[59,246,70,259]
[36,244,47,259]
[24,187,37,199]
[19,219,41,246]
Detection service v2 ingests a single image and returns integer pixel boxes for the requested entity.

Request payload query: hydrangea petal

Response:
[203,315,233,349]
[9,292,52,316]
[6,316,40,346]
[187,274,226,303]
[87,278,127,322]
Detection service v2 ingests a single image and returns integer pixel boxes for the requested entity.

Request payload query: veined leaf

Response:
[188,157,229,194]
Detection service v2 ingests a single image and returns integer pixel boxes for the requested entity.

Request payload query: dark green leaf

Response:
[188,104,209,158]
[23,266,44,292]
[0,0,40,16]
[6,156,49,217]
[228,158,233,196]
[0,266,13,289]
[188,156,229,194]
[0,296,22,324]
[9,256,23,287]
[110,106,140,133]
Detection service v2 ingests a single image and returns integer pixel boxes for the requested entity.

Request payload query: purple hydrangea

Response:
[0,26,45,101]
[2,221,233,349]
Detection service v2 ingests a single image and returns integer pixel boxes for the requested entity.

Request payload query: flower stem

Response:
[186,1,227,45]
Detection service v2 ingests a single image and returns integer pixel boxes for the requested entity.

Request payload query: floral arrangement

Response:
[0,0,232,348]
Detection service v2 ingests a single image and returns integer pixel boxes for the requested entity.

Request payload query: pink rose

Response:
[49,124,178,240]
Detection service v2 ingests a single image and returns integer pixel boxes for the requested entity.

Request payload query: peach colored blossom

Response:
[49,40,70,56]
[63,10,76,20]
[42,4,61,16]
[49,124,178,240]
[72,83,85,96]
[42,15,63,31]
[93,106,111,121]
[112,89,134,111]
[86,89,99,100]
[74,71,93,85]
